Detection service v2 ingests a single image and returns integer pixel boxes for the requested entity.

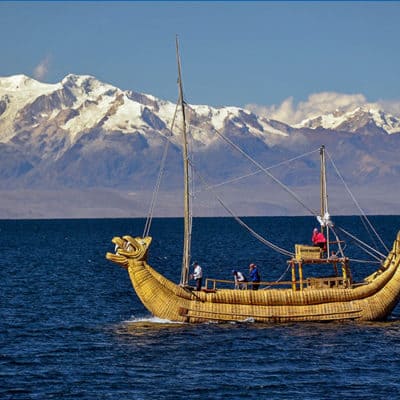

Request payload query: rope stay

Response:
[348,259,382,264]
[326,150,389,254]
[336,226,386,261]
[194,148,320,194]
[328,225,346,258]
[330,223,383,265]
[189,159,294,258]
[206,123,319,217]
[142,102,179,238]
[184,102,320,216]
[262,262,293,289]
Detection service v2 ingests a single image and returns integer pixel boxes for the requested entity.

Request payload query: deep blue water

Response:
[1,216,400,399]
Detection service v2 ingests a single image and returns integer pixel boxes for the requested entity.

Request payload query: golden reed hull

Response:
[106,232,400,323]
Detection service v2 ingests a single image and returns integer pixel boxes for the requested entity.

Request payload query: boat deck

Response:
[202,256,353,292]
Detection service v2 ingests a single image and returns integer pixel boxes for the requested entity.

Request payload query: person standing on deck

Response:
[249,263,260,290]
[232,270,247,289]
[190,262,203,291]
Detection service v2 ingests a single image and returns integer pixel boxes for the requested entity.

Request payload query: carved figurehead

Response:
[106,236,152,269]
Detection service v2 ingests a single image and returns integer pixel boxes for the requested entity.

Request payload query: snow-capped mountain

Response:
[296,106,400,135]
[0,74,288,148]
[0,73,295,191]
[0,73,400,214]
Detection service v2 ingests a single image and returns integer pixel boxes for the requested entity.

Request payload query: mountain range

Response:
[1,74,400,218]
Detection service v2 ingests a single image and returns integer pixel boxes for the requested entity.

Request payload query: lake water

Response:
[1,216,400,399]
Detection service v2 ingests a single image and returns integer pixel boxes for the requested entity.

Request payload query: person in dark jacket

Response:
[249,263,260,290]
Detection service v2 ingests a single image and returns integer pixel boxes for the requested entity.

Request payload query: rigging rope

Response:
[142,102,179,238]
[336,226,386,261]
[189,159,294,258]
[328,225,346,258]
[194,148,320,194]
[326,151,389,253]
[262,262,292,289]
[204,123,319,217]
[348,259,381,264]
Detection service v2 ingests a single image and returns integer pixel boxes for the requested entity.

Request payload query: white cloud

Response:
[33,55,51,80]
[246,92,400,125]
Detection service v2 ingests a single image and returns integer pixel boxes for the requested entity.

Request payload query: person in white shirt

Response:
[190,262,203,291]
[232,270,247,289]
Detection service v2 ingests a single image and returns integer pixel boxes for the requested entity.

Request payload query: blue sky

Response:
[1,1,400,110]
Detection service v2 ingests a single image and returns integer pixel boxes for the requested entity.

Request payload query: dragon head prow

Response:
[106,235,152,268]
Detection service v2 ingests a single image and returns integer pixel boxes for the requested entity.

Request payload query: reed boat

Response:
[106,38,400,323]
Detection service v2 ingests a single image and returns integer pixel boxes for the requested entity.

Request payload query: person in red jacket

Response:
[312,228,327,250]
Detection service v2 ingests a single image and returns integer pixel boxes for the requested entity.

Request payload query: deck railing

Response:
[204,278,293,291]
[204,276,352,291]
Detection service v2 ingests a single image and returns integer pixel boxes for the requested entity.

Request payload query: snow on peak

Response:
[0,75,63,142]
[4,72,399,156]
[0,74,60,93]
[296,104,400,134]
[62,73,96,84]
[61,74,118,98]
[0,74,32,90]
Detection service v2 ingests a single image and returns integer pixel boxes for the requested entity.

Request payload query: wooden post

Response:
[291,260,297,291]
[299,261,304,291]
[333,261,338,276]
[341,261,347,283]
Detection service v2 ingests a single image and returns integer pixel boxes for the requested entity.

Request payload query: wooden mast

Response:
[176,36,191,286]
[320,145,330,257]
